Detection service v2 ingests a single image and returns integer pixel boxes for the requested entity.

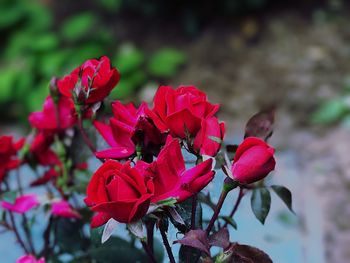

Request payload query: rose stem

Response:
[3,181,30,254]
[191,194,198,229]
[77,116,97,155]
[16,169,36,255]
[206,189,229,234]
[223,187,245,228]
[146,219,155,254]
[159,223,176,263]
[141,240,157,263]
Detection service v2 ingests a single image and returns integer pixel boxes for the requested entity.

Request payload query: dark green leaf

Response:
[179,245,202,263]
[89,236,148,263]
[251,188,271,224]
[271,185,294,213]
[56,219,89,253]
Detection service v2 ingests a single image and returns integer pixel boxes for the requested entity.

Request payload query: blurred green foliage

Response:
[0,0,186,123]
[311,79,350,127]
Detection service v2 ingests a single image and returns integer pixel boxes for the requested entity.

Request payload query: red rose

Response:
[29,132,61,166]
[29,95,76,131]
[147,86,220,138]
[0,136,24,181]
[57,56,120,104]
[231,137,275,184]
[149,137,215,203]
[94,101,163,159]
[193,116,225,157]
[84,160,154,225]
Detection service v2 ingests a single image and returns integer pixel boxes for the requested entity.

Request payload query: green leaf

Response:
[220,216,237,229]
[114,44,145,74]
[251,187,271,224]
[311,99,349,124]
[271,185,294,213]
[61,13,97,42]
[97,0,122,11]
[208,135,222,144]
[156,197,178,207]
[0,68,17,103]
[30,33,59,52]
[148,48,186,77]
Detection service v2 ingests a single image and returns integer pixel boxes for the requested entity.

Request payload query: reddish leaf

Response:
[244,106,275,141]
[209,227,230,249]
[174,229,210,255]
[218,243,273,263]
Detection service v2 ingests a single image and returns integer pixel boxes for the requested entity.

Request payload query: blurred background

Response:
[1,0,350,262]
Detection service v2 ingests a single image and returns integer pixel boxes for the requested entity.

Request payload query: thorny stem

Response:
[223,187,245,228]
[77,116,97,155]
[141,240,157,263]
[206,189,229,234]
[159,222,176,263]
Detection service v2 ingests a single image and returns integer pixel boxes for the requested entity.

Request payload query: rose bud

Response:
[84,160,154,225]
[29,95,76,131]
[231,137,275,184]
[149,137,215,203]
[57,56,120,104]
[147,85,220,139]
[193,116,225,157]
[94,101,163,160]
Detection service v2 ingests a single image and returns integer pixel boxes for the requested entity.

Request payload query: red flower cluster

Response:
[1,55,277,235]
[85,137,214,226]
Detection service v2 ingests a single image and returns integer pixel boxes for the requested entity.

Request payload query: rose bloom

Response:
[147,85,220,139]
[0,135,24,181]
[149,137,215,203]
[57,56,120,104]
[29,95,76,131]
[94,100,164,159]
[193,116,225,157]
[231,137,275,184]
[85,160,154,225]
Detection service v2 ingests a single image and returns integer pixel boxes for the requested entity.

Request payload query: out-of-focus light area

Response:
[1,0,350,262]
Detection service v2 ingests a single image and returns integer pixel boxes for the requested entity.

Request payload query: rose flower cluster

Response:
[0,56,279,263]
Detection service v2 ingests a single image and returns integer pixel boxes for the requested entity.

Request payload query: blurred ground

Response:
[162,12,350,263]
